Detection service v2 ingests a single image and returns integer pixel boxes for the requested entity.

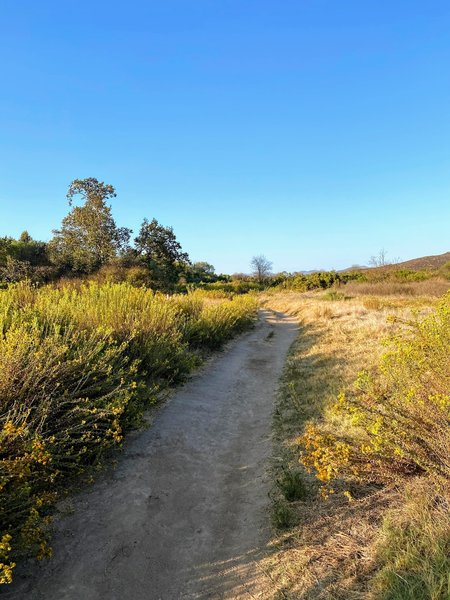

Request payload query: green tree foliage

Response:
[185,262,217,284]
[48,178,131,275]
[134,218,190,289]
[0,232,49,268]
[0,256,32,283]
[0,233,52,283]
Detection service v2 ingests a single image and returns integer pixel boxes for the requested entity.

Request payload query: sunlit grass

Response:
[261,289,449,599]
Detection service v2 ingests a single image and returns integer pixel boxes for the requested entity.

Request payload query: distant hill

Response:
[340,264,369,272]
[385,251,450,271]
[340,251,450,273]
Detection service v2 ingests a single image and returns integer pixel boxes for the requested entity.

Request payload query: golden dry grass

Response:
[343,277,449,298]
[259,290,445,599]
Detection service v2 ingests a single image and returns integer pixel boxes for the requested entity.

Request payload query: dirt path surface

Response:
[5,310,297,600]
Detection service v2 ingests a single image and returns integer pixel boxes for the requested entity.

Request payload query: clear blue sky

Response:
[1,1,449,273]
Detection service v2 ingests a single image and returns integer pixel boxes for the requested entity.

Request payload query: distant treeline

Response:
[273,264,450,292]
[2,178,449,292]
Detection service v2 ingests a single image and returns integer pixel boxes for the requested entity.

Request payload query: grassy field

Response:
[0,282,258,584]
[261,284,449,599]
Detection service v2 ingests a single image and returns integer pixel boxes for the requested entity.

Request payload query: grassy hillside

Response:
[385,250,450,271]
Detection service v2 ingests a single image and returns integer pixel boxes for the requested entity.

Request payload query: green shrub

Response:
[322,290,347,301]
[439,261,450,281]
[0,321,136,578]
[277,271,364,293]
[272,500,294,529]
[183,294,257,349]
[196,280,262,294]
[391,269,431,282]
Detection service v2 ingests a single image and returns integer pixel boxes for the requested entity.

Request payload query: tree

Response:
[49,178,131,274]
[0,238,15,267]
[0,233,46,266]
[134,218,190,289]
[186,262,217,284]
[251,254,273,285]
[19,230,32,244]
[14,232,49,266]
[369,248,389,268]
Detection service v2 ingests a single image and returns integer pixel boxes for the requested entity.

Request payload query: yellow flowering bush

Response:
[182,294,258,349]
[0,282,257,583]
[0,534,15,584]
[300,292,450,486]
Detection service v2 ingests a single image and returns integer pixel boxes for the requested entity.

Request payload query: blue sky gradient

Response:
[1,1,449,273]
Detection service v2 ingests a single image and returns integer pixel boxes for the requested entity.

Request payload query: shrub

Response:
[272,500,294,529]
[182,294,258,349]
[0,282,258,582]
[196,280,261,294]
[0,321,136,579]
[300,292,450,487]
[391,269,431,282]
[277,271,364,293]
[322,290,347,301]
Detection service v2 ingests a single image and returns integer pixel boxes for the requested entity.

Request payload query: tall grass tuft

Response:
[370,479,450,600]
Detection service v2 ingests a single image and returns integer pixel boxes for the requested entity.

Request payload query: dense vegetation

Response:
[302,294,450,488]
[0,282,257,583]
[0,178,230,290]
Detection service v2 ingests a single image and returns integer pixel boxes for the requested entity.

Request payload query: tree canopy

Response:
[134,218,190,289]
[0,178,193,290]
[49,178,131,274]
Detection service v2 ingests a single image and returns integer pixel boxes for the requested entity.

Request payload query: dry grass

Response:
[369,478,450,600]
[343,278,449,298]
[259,290,444,599]
[376,251,450,271]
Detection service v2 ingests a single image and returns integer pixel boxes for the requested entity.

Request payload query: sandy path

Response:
[5,310,297,600]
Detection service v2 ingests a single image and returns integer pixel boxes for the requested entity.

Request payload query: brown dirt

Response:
[5,310,297,600]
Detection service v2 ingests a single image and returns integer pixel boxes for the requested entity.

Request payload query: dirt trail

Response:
[6,310,298,600]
